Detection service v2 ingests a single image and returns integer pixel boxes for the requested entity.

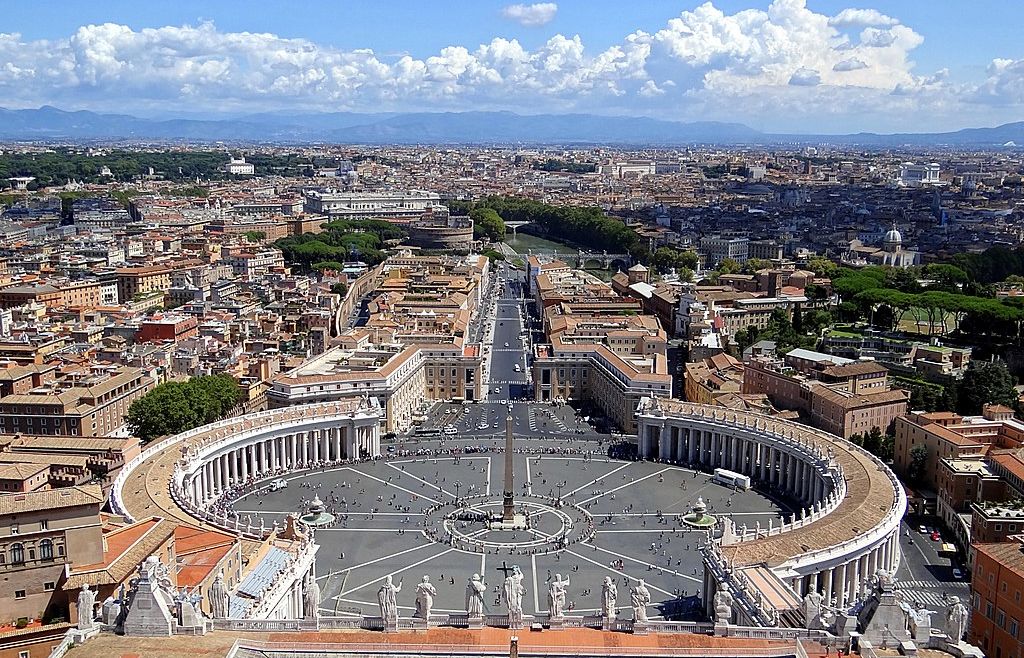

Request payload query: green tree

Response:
[126,375,242,443]
[958,360,1017,415]
[330,282,349,297]
[243,230,266,242]
[907,444,928,484]
[470,207,506,242]
[125,384,199,443]
[741,258,773,274]
[717,258,741,275]
[805,257,838,278]
[483,249,506,262]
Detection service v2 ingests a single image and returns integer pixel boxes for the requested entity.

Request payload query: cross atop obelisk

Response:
[502,410,515,522]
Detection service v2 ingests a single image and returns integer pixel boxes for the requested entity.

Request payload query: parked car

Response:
[952,568,964,579]
[931,531,941,541]
[918,524,928,534]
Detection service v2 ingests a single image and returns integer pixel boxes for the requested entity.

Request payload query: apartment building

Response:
[115,266,171,304]
[970,537,1024,658]
[894,406,1023,486]
[684,353,744,405]
[266,253,486,432]
[0,485,105,623]
[0,366,154,437]
[742,349,908,439]
[699,235,749,266]
[530,266,671,433]
[302,190,443,219]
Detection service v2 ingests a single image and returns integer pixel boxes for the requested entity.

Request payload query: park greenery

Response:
[829,264,1024,338]
[454,196,641,255]
[274,219,406,271]
[0,149,318,188]
[733,308,827,356]
[126,375,242,443]
[532,159,596,174]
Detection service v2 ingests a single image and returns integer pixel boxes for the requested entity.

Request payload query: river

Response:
[504,231,578,255]
[502,230,613,281]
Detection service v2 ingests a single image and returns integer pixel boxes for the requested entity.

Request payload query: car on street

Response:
[952,568,964,579]
[504,342,509,347]
[270,479,288,491]
[930,531,941,541]
[477,421,489,430]
[918,524,928,534]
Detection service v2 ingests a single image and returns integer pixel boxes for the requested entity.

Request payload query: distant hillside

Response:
[0,106,1021,147]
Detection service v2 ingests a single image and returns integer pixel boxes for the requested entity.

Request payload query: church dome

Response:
[883,226,902,248]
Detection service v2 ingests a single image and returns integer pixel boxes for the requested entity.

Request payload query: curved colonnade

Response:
[636,399,906,620]
[111,400,384,535]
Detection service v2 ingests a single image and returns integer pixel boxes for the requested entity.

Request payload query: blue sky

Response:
[0,1,1021,133]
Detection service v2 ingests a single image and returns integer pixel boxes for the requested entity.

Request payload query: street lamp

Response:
[556,481,565,507]
[454,480,463,504]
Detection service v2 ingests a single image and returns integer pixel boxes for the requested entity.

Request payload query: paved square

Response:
[228,437,795,621]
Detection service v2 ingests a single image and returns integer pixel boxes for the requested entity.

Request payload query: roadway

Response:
[417,261,598,441]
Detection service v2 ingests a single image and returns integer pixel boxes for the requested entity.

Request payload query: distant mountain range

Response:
[0,105,1022,147]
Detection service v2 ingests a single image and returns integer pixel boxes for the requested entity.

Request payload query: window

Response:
[18,651,28,658]
[40,539,53,561]
[1010,618,1019,639]
[10,523,18,535]
[44,581,55,592]
[986,601,994,619]
[10,543,24,564]
[998,609,1006,628]
[14,590,25,599]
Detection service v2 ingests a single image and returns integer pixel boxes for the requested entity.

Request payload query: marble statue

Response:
[630,579,651,623]
[802,590,824,628]
[303,574,321,620]
[909,606,935,639]
[503,565,526,627]
[601,576,617,620]
[713,583,734,624]
[209,572,230,619]
[414,575,437,620]
[946,595,968,641]
[377,575,402,623]
[466,574,487,617]
[548,574,569,618]
[871,568,895,593]
[77,584,96,630]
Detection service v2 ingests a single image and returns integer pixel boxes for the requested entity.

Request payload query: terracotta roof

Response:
[0,484,104,515]
[65,516,177,588]
[973,539,1024,579]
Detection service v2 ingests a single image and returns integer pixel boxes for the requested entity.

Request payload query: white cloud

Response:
[828,8,899,28]
[789,67,821,86]
[0,1,1016,132]
[971,58,1024,106]
[501,3,558,28]
[833,58,868,72]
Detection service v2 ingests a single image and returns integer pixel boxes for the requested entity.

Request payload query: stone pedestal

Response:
[468,615,485,629]
[714,622,730,637]
[548,616,564,629]
[70,626,100,645]
[383,618,399,633]
[123,580,174,637]
[633,621,650,636]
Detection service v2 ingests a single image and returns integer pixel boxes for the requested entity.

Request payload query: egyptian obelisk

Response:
[502,411,515,522]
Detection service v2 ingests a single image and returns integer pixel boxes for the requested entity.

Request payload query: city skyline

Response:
[0,1,1021,134]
